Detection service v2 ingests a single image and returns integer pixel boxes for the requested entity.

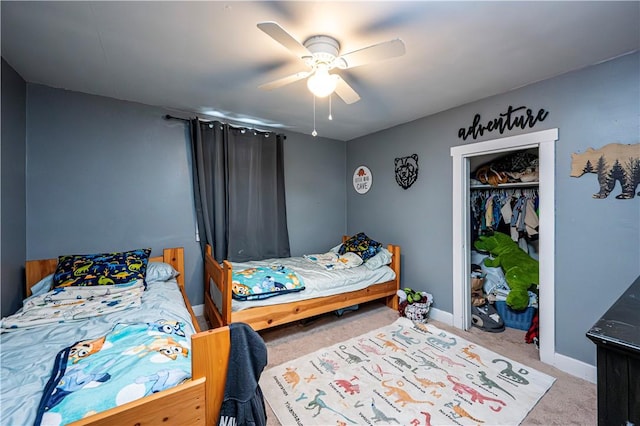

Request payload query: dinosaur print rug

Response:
[260,317,555,425]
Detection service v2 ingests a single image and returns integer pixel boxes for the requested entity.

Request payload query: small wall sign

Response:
[353,165,372,194]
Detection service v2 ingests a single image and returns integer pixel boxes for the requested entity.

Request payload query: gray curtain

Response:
[190,119,290,263]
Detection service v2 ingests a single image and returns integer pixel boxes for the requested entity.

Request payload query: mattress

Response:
[0,279,195,426]
[211,256,396,312]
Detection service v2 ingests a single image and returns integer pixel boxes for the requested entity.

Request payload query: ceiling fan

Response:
[257,21,406,104]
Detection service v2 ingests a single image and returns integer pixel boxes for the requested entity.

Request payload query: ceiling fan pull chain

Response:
[312,95,318,137]
[328,95,333,121]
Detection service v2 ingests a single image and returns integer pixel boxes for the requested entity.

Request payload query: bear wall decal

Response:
[394,154,419,190]
[570,142,640,199]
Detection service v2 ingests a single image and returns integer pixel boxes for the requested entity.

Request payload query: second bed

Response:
[204,236,401,331]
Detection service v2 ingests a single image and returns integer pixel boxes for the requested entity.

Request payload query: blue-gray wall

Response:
[8,52,639,368]
[24,84,346,305]
[283,133,347,255]
[347,51,640,365]
[1,59,27,317]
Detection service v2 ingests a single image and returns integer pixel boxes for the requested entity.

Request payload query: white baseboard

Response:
[552,352,597,384]
[192,304,204,317]
[430,307,597,384]
[429,307,454,325]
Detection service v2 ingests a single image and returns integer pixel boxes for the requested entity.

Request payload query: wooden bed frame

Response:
[204,237,401,331]
[24,247,228,426]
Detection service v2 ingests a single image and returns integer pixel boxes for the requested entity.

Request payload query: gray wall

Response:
[284,133,347,255]
[347,52,640,366]
[24,84,346,306]
[1,59,27,317]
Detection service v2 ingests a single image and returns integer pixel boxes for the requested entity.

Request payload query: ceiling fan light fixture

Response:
[307,67,338,98]
[257,22,406,105]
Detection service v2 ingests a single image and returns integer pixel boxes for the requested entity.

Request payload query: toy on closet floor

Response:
[470,265,486,307]
[469,264,505,333]
[474,231,539,311]
[471,302,505,333]
[526,310,540,348]
[397,288,433,323]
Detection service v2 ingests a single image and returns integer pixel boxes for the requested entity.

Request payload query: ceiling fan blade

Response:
[259,71,311,91]
[257,21,310,58]
[334,76,360,104]
[338,38,406,69]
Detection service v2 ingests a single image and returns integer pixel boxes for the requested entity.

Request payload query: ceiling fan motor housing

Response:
[303,35,341,66]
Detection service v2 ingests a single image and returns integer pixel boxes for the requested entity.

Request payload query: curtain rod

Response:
[165,114,188,122]
[165,114,204,122]
[164,114,285,138]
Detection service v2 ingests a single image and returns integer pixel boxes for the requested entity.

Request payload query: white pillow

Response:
[146,262,179,283]
[363,247,393,270]
[329,243,343,253]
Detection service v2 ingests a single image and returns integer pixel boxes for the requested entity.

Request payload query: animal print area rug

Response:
[260,317,555,426]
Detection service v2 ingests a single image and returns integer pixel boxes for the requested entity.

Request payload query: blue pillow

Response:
[53,248,151,288]
[146,262,179,283]
[338,232,382,262]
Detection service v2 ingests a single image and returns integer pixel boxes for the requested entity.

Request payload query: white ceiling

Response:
[2,1,639,141]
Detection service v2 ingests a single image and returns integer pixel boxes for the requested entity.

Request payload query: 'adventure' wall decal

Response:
[458,105,549,141]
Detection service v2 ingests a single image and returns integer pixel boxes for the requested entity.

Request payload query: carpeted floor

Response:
[200,301,597,425]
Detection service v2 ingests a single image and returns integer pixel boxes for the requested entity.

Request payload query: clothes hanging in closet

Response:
[471,188,539,249]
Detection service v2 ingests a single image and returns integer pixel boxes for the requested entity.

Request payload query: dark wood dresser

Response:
[586,275,640,426]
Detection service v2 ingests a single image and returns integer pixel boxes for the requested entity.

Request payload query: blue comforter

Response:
[35,321,191,425]
[0,280,195,426]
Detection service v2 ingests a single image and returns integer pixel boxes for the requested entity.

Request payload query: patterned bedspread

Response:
[1,280,144,330]
[303,251,363,270]
[35,320,191,426]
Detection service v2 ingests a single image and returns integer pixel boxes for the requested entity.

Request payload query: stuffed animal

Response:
[473,232,538,310]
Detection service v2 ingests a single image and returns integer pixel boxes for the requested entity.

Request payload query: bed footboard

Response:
[69,379,206,426]
[192,326,231,425]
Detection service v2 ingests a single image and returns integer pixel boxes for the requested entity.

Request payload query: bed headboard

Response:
[24,247,185,297]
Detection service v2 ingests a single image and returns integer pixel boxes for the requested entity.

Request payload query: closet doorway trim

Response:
[451,128,558,366]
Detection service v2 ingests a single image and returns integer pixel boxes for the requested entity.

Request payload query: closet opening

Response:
[469,148,539,333]
[451,129,558,366]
